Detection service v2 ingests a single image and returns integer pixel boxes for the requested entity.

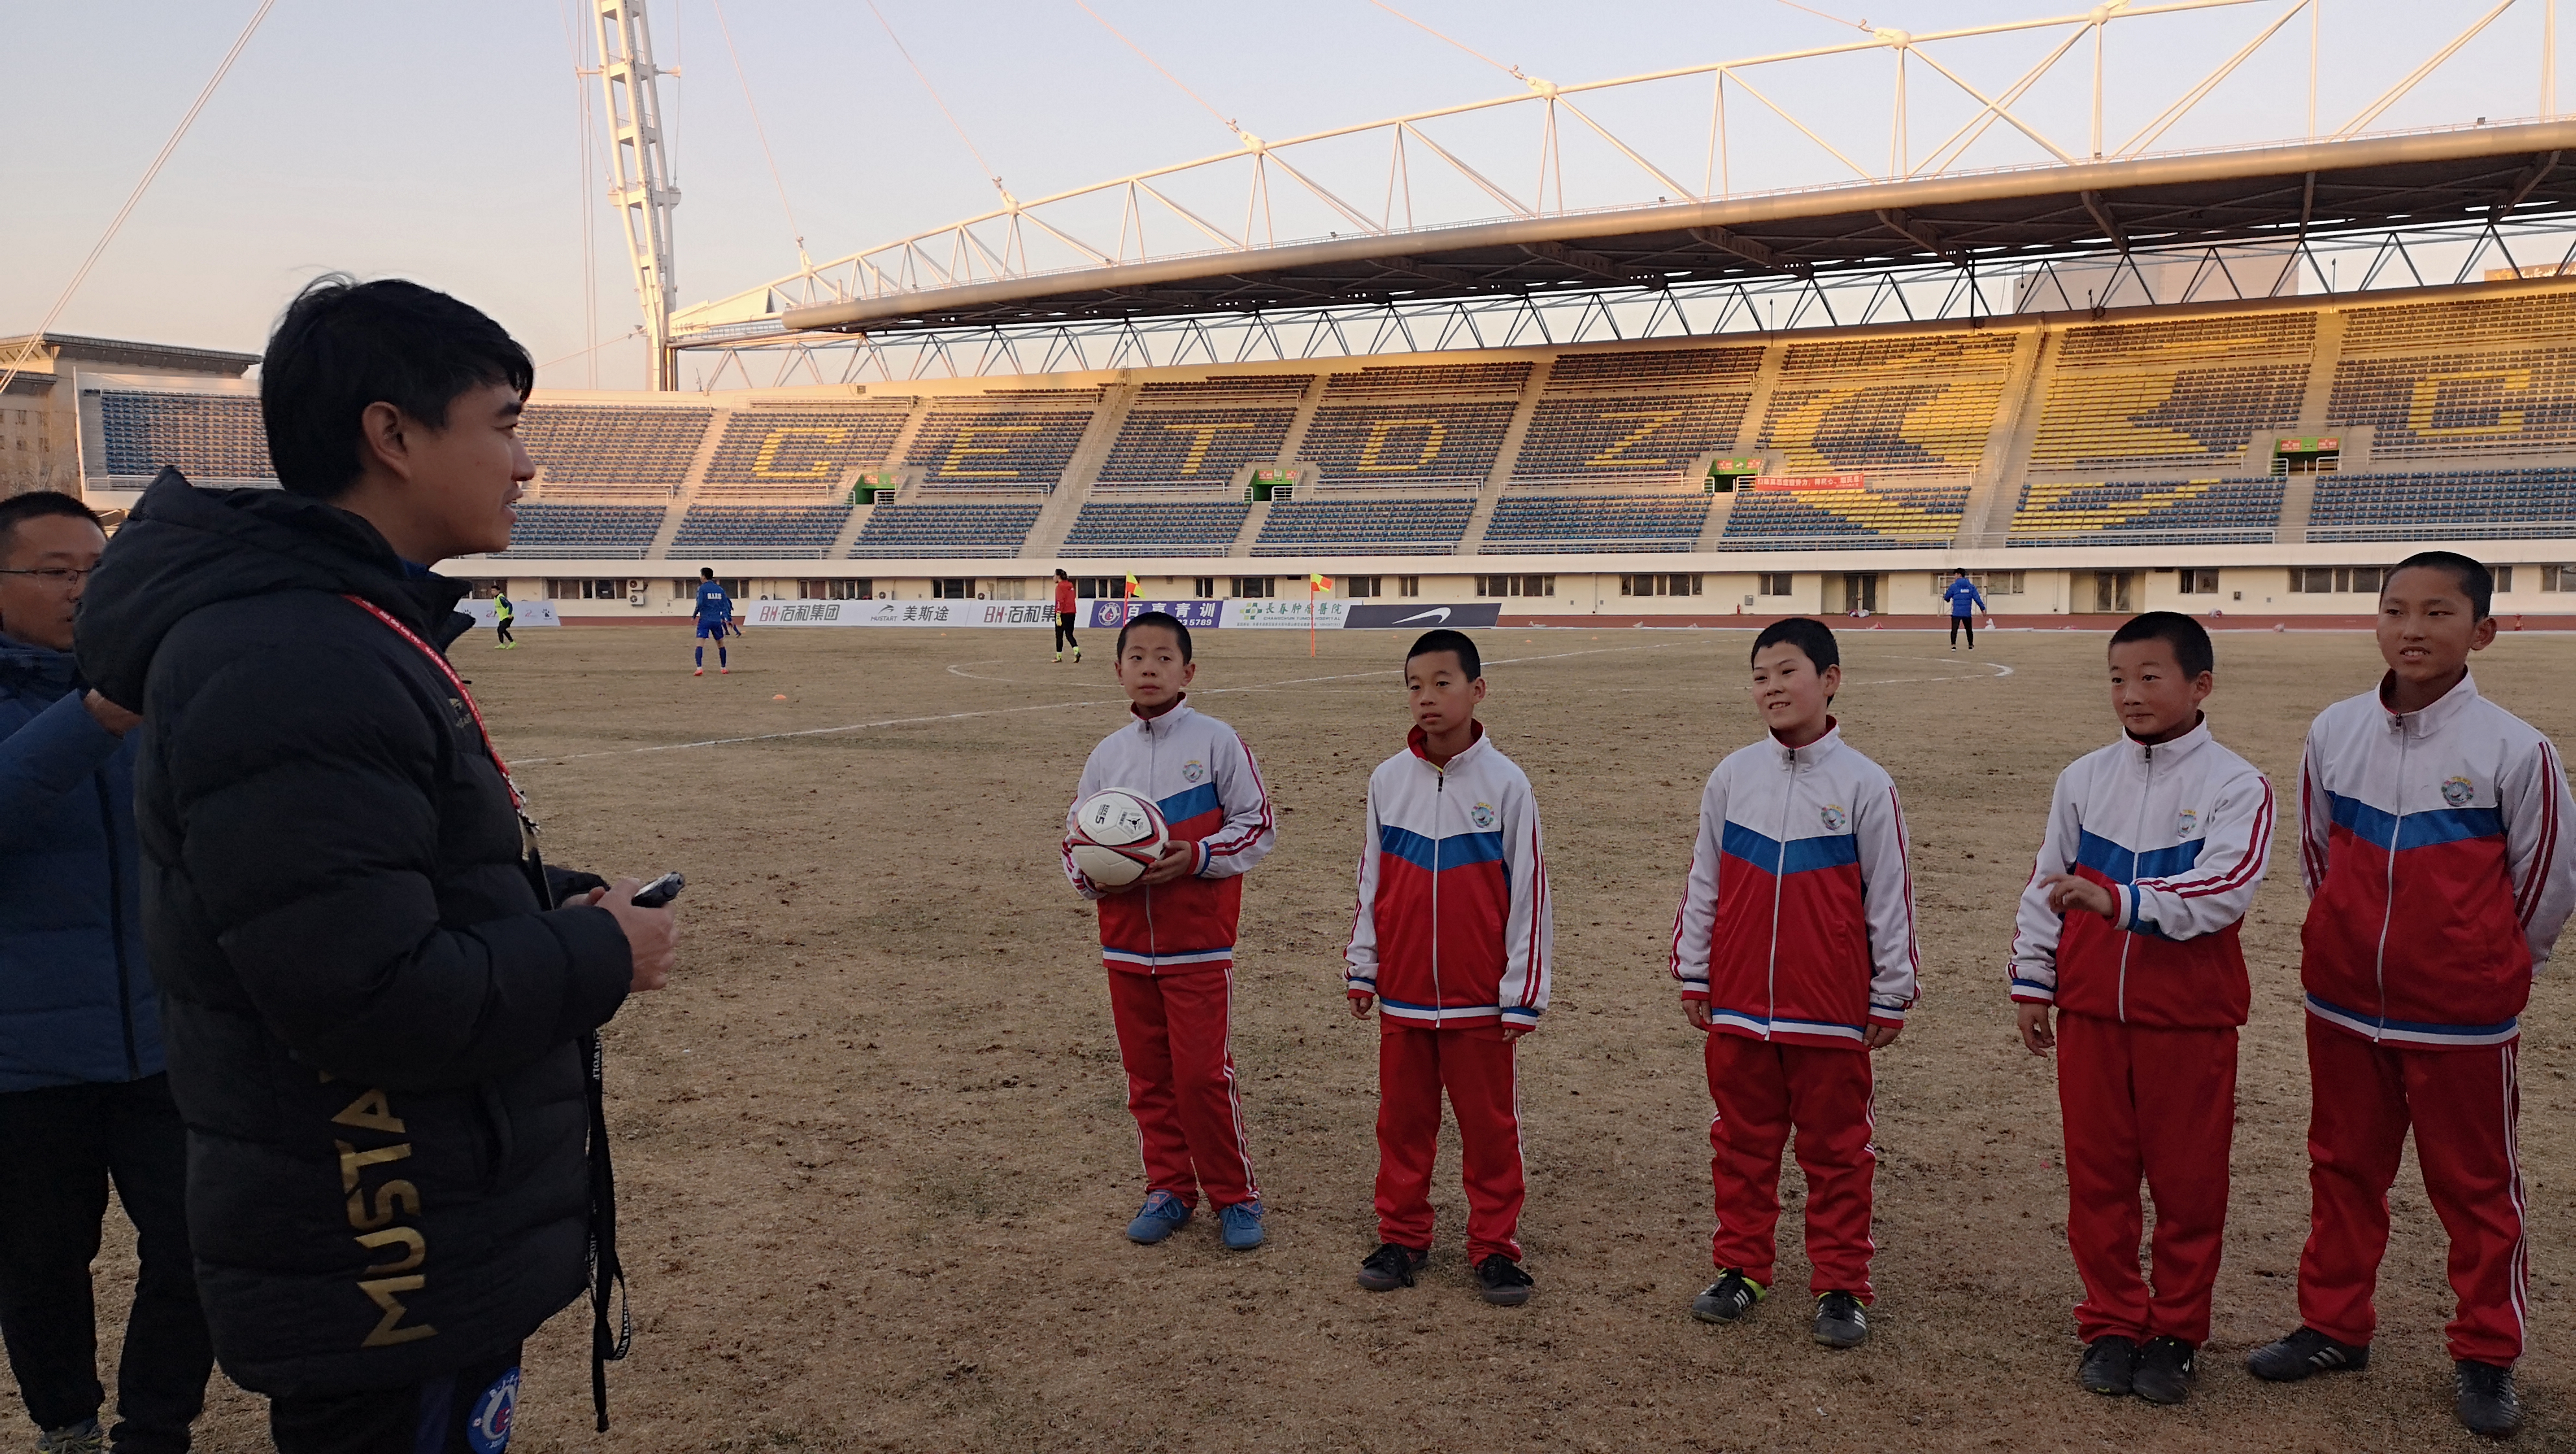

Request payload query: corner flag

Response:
[1124,573,1140,599]
[1309,573,1333,591]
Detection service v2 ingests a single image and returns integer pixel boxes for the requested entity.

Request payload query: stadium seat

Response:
[98,392,273,480]
[669,505,854,558]
[2309,467,2576,541]
[847,502,1043,557]
[1481,495,1711,554]
[698,405,910,494]
[1250,498,1476,555]
[1720,483,1969,550]
[2008,477,2285,546]
[904,391,1098,493]
[522,404,711,493]
[493,503,667,558]
[1061,501,1250,557]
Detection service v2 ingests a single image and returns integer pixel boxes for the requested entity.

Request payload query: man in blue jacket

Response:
[0,491,212,1454]
[1942,567,1988,650]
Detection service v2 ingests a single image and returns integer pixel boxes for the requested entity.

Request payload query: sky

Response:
[3,1,2557,391]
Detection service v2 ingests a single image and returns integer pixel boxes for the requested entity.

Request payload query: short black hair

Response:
[1406,628,1481,682]
[1752,616,1839,674]
[260,275,534,498]
[700,567,715,579]
[2109,610,2214,678]
[0,491,101,560]
[1055,568,1069,579]
[1954,566,1970,575]
[1116,610,1191,661]
[2390,550,2494,620]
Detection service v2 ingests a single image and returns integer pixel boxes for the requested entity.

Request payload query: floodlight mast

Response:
[594,0,682,389]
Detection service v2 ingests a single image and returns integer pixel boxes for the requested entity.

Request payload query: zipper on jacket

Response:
[1765,747,1796,1039]
[95,774,140,1079]
[1430,765,1444,1024]
[2115,743,2152,1023]
[2368,719,2406,1041]
[1141,715,1159,972]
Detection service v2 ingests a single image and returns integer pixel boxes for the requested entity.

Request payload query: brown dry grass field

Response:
[25,622,2576,1453]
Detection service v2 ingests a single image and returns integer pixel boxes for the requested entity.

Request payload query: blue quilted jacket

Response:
[0,634,159,1090]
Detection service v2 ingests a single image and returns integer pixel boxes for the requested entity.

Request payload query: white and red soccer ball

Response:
[1067,789,1169,888]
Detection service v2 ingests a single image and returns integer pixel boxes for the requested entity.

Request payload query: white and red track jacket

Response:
[1668,722,1919,1049]
[1344,724,1551,1029]
[2008,719,2273,1028]
[1063,697,1276,974]
[2298,672,2576,1048]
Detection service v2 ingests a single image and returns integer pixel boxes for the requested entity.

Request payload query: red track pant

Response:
[1375,1022,1524,1264]
[2055,1013,2236,1346]
[1106,967,1257,1209]
[2297,1018,2527,1364]
[1704,1032,1876,1299]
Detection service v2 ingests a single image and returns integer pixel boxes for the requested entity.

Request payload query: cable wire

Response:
[1,0,276,397]
[1071,0,1240,136]
[1774,0,1874,31]
[863,0,1013,203]
[1359,0,1521,79]
[708,0,811,266]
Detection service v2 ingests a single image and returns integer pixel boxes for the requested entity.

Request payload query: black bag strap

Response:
[586,1031,632,1432]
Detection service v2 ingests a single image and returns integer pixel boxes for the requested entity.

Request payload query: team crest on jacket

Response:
[2175,807,2199,839]
[2442,775,2475,807]
[1820,804,1849,832]
[1470,801,1497,830]
[466,1367,520,1453]
[1181,759,1206,783]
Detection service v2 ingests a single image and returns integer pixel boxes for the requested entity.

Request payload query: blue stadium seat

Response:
[2308,467,2576,541]
[494,504,667,559]
[1250,499,1474,556]
[98,392,273,479]
[1481,496,1711,554]
[847,503,1043,558]
[1061,501,1249,557]
[669,505,854,558]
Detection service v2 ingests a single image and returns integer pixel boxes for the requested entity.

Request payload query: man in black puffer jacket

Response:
[77,277,678,1453]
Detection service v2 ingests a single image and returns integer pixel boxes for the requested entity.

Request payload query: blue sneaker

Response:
[1126,1190,1191,1244]
[1219,1200,1265,1250]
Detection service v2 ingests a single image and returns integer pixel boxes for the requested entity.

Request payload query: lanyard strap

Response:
[340,593,526,815]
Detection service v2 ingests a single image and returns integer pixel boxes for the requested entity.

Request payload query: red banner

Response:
[1751,474,1866,491]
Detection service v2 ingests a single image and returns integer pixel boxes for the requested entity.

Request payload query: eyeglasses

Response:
[0,568,93,587]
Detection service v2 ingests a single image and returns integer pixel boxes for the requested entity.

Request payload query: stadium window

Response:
[799,579,867,600]
[1398,576,1420,598]
[1619,573,1703,597]
[1346,576,1383,598]
[1476,574,1555,598]
[1757,573,1794,598]
[1956,570,2022,596]
[721,578,750,602]
[1074,576,1119,599]
[547,578,622,601]
[1192,577,1216,599]
[1231,577,1275,598]
[2289,567,2328,593]
[2177,569,2220,595]
[2494,566,2516,593]
[932,578,971,600]
[465,580,506,600]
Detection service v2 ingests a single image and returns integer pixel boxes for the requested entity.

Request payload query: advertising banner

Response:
[1083,599,1226,631]
[1223,598,1350,630]
[1341,602,1502,630]
[1751,474,1866,491]
[741,599,1052,628]
[456,600,560,628]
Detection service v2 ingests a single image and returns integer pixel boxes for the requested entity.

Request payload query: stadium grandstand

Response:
[70,273,2576,620]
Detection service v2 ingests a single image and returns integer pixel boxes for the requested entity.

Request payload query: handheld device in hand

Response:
[631,872,686,908]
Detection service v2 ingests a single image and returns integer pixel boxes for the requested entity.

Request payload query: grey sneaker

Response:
[1690,1268,1766,1324]
[2455,1360,2521,1438]
[2079,1335,2140,1396]
[36,1421,105,1454]
[2133,1336,2196,1406]
[1812,1290,1869,1349]
[2246,1325,2370,1382]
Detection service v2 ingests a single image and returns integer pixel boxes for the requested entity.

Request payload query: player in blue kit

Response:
[692,566,732,675]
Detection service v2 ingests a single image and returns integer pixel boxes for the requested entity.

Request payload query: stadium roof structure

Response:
[662,1,2576,382]
[737,121,2576,338]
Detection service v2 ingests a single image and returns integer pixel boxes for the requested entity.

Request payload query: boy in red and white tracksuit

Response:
[1668,618,1917,1348]
[1346,630,1550,1305]
[2248,556,2576,1436]
[2011,612,2273,1404]
[1064,613,1275,1249]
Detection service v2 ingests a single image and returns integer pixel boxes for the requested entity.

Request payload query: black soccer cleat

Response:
[2456,1361,2521,1439]
[1812,1290,1869,1349]
[2132,1336,2196,1406]
[1474,1255,1535,1307]
[1690,1269,1766,1324]
[1355,1242,1429,1292]
[2246,1326,2371,1382]
[2078,1335,2140,1396]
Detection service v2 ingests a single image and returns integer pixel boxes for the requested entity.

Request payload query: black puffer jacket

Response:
[78,471,632,1397]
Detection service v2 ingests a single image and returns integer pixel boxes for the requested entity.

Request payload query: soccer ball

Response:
[1067,789,1169,889]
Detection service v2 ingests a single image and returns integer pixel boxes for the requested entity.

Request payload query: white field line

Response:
[508,642,1678,767]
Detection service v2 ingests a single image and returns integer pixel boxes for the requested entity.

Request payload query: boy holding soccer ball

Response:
[1668,617,1918,1349]
[1345,629,1552,1306]
[1062,611,1278,1250]
[2010,612,2274,1407]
